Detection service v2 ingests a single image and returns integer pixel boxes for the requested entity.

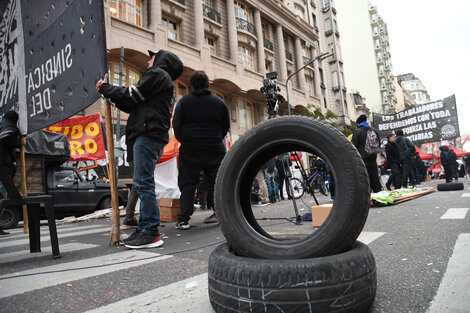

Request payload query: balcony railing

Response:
[263,38,274,51]
[202,4,221,23]
[285,50,293,62]
[235,18,257,36]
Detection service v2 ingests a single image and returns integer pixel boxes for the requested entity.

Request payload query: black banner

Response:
[372,95,460,145]
[0,0,107,133]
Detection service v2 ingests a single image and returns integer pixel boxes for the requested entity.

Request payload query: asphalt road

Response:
[0,178,469,313]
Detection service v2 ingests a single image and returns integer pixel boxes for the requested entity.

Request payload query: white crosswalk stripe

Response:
[0,226,111,249]
[358,231,386,244]
[461,193,470,197]
[0,224,107,241]
[427,233,470,313]
[85,273,211,313]
[440,208,469,219]
[0,243,99,264]
[0,250,172,299]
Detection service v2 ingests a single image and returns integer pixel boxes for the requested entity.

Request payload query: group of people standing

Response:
[254,154,293,204]
[351,114,430,193]
[384,130,421,190]
[97,50,229,249]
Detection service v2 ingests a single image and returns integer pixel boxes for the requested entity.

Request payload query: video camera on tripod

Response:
[260,72,285,119]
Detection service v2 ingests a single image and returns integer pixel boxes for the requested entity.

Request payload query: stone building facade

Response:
[85,0,353,142]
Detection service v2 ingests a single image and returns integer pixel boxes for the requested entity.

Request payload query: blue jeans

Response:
[133,136,165,236]
[265,172,277,200]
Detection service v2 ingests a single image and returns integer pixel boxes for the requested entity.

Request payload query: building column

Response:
[149,0,161,30]
[193,0,204,45]
[275,24,287,81]
[226,0,238,62]
[253,9,266,76]
[294,37,306,91]
[312,46,324,107]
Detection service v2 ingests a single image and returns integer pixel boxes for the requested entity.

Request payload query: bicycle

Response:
[289,169,329,199]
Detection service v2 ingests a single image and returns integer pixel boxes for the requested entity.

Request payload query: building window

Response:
[109,0,142,26]
[234,1,251,22]
[265,60,272,72]
[332,71,339,90]
[162,16,179,40]
[294,4,305,19]
[238,45,254,71]
[311,13,317,28]
[204,35,217,56]
[176,82,188,102]
[109,63,141,87]
[305,75,315,97]
[238,98,253,132]
[325,18,332,35]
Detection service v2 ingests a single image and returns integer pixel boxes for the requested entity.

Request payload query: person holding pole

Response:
[0,111,26,236]
[96,50,183,248]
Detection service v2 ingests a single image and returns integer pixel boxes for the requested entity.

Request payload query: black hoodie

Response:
[172,88,230,150]
[99,50,183,147]
[0,115,21,174]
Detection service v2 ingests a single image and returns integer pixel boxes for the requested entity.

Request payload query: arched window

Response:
[238,98,253,133]
[108,63,141,87]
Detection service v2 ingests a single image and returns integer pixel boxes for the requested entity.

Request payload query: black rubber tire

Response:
[215,116,370,259]
[98,197,112,210]
[437,182,464,191]
[289,177,305,199]
[0,206,21,229]
[208,242,377,313]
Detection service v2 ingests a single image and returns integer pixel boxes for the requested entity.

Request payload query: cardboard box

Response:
[158,198,180,208]
[311,204,332,227]
[160,206,180,222]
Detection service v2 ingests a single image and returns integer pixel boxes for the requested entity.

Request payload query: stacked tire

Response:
[210,116,377,313]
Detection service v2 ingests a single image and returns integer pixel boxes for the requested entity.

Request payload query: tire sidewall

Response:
[215,116,370,259]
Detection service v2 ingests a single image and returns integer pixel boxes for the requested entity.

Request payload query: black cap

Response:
[148,50,158,58]
[4,110,19,123]
[356,114,367,124]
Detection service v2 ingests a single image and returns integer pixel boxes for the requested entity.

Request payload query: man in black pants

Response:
[395,129,415,188]
[351,114,382,193]
[0,111,26,236]
[173,71,230,229]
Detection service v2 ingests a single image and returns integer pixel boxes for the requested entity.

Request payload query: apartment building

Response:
[335,0,397,114]
[397,73,431,105]
[84,0,352,141]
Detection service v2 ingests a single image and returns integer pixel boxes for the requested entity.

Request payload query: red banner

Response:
[45,114,106,161]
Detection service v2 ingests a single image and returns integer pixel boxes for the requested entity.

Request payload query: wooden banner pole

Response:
[19,144,28,233]
[104,99,120,245]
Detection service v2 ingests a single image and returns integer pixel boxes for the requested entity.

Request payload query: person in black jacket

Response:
[351,114,382,193]
[384,133,400,190]
[96,50,183,248]
[465,153,470,178]
[173,70,230,229]
[440,145,453,183]
[0,111,26,235]
[448,148,458,181]
[395,129,415,188]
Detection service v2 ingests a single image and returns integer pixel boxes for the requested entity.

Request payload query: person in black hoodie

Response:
[384,133,400,190]
[0,111,26,235]
[173,70,230,229]
[395,129,415,188]
[96,50,183,248]
[440,145,453,183]
[351,114,382,193]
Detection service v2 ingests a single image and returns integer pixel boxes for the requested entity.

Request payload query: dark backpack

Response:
[402,139,414,158]
[364,129,380,155]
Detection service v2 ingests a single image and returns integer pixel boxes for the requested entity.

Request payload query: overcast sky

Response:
[371,0,470,141]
